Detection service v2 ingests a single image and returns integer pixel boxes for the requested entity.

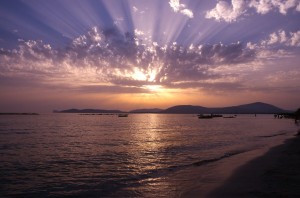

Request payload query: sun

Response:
[132,68,147,81]
[144,85,163,92]
[129,67,166,93]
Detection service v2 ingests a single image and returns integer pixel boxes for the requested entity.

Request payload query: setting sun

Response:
[132,68,147,81]
[144,85,163,92]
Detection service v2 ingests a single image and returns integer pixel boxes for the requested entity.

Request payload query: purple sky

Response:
[0,0,300,112]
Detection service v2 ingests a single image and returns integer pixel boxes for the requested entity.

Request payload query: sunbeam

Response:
[0,0,299,111]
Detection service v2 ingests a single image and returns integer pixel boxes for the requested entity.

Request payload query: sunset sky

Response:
[0,0,300,112]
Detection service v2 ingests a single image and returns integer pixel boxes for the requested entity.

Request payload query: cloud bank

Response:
[0,26,258,93]
[1,25,299,99]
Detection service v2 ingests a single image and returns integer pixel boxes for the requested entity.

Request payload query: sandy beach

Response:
[209,135,300,197]
[170,128,300,198]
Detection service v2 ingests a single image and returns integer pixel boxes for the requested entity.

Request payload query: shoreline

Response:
[209,132,300,197]
[171,130,300,197]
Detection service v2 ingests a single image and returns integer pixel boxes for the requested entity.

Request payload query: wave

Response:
[192,150,249,167]
[60,149,253,197]
[258,132,287,138]
[117,149,252,182]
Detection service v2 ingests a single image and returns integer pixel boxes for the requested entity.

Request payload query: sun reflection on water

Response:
[128,114,167,172]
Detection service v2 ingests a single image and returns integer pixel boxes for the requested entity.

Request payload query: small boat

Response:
[223,115,236,118]
[118,114,128,117]
[212,114,223,118]
[198,114,213,119]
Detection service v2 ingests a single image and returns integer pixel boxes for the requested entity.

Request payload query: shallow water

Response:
[0,114,297,197]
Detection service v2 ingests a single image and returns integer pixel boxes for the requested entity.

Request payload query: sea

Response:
[0,113,298,197]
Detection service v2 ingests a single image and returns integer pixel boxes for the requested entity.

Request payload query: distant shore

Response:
[53,102,293,114]
[0,113,39,115]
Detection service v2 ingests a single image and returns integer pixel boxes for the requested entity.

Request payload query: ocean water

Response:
[0,114,297,197]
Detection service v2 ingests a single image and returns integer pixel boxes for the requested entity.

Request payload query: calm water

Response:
[0,114,297,197]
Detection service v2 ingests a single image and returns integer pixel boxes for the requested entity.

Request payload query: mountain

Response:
[56,109,124,113]
[213,102,287,114]
[55,102,289,114]
[161,102,289,114]
[160,105,209,114]
[130,108,163,113]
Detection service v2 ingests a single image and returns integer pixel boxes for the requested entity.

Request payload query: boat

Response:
[223,115,236,118]
[118,114,128,117]
[212,114,223,118]
[198,114,213,119]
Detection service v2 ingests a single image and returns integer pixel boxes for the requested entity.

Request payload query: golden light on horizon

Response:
[144,85,163,92]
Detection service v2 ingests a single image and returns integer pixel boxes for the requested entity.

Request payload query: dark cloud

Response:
[77,85,150,94]
[160,79,245,91]
[157,42,255,84]
[0,26,257,93]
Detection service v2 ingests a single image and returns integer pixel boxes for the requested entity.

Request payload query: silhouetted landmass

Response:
[130,108,163,113]
[161,105,208,114]
[161,102,290,114]
[56,109,124,113]
[55,102,291,114]
[0,113,39,115]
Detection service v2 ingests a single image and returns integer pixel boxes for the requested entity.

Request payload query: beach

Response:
[179,129,300,197]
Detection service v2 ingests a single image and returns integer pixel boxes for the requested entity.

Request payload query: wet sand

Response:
[172,131,300,197]
[209,133,300,197]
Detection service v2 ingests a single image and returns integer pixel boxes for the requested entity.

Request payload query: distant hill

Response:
[161,102,289,114]
[0,113,39,115]
[213,102,287,114]
[55,109,124,113]
[161,105,208,114]
[55,102,289,114]
[130,108,163,113]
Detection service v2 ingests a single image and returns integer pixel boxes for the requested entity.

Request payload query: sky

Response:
[0,0,300,112]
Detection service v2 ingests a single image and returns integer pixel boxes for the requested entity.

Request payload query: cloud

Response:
[180,8,194,18]
[248,0,273,14]
[1,25,300,99]
[290,31,300,46]
[207,0,299,22]
[169,0,194,18]
[169,0,184,12]
[261,30,300,47]
[0,26,260,93]
[205,0,246,22]
[297,2,300,11]
[76,85,150,94]
[249,0,298,15]
[72,26,102,47]
[134,29,144,36]
[133,6,138,12]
